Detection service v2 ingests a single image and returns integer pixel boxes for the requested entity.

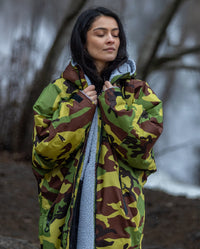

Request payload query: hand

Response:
[83,85,97,105]
[103,81,113,91]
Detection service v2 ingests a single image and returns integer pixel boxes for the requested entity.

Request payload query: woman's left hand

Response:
[103,81,114,91]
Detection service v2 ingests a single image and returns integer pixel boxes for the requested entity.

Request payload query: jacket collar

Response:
[62,58,136,88]
[109,59,136,84]
[62,62,88,90]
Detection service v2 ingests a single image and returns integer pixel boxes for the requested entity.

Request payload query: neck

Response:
[95,61,108,74]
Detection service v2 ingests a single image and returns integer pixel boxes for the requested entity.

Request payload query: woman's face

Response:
[86,15,120,73]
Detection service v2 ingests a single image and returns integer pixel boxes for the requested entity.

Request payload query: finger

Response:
[93,99,97,105]
[86,90,97,97]
[83,85,95,94]
[87,85,95,90]
[90,92,97,98]
[103,85,107,91]
[85,90,92,96]
[87,85,96,91]
[104,81,112,88]
[90,94,97,104]
[92,97,97,103]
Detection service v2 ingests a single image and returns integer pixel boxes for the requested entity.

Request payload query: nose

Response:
[106,33,115,43]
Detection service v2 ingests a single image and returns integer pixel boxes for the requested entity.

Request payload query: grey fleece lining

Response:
[76,59,136,249]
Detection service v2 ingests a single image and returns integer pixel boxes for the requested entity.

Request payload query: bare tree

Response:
[1,0,200,155]
[13,0,88,154]
[152,45,200,72]
[137,0,187,79]
[136,0,200,109]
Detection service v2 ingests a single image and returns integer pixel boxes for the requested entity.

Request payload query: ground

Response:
[0,151,199,249]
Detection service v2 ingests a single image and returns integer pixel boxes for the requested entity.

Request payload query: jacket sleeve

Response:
[32,81,96,170]
[98,79,163,172]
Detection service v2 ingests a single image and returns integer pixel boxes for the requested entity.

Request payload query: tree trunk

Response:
[16,0,88,155]
[137,0,186,80]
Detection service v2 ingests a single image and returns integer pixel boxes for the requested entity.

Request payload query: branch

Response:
[158,64,200,72]
[155,139,200,158]
[152,45,200,68]
[137,0,187,79]
[41,0,88,84]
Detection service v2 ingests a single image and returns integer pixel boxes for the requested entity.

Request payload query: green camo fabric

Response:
[32,62,163,249]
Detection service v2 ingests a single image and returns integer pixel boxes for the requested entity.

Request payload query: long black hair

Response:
[70,7,128,94]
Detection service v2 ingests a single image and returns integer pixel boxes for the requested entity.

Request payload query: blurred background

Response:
[0,0,199,196]
[0,0,200,248]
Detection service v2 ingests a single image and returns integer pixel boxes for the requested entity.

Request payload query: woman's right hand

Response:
[83,85,97,105]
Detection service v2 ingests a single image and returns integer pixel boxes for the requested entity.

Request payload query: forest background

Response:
[0,0,200,249]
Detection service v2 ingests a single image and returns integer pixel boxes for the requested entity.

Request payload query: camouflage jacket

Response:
[32,62,163,249]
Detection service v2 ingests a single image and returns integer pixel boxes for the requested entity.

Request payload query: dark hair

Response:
[70,7,128,94]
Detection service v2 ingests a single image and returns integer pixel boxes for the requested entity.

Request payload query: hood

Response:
[62,58,136,88]
[62,62,88,90]
[109,59,136,84]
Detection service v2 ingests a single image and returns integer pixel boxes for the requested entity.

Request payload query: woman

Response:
[32,7,163,249]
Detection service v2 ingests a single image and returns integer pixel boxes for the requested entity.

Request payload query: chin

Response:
[105,55,117,62]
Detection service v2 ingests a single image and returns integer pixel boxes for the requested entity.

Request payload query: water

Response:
[147,70,200,199]
[145,169,200,199]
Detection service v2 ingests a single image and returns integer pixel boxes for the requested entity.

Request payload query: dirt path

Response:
[0,152,199,249]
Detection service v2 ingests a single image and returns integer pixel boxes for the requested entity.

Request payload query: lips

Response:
[104,47,115,52]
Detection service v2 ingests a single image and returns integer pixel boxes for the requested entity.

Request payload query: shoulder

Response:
[123,78,149,93]
[35,77,64,102]
[123,78,161,103]
[33,77,77,116]
[128,78,148,87]
[52,77,78,93]
[37,77,79,101]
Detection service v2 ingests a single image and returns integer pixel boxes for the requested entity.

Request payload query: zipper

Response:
[44,207,54,233]
[69,140,87,248]
[119,169,128,215]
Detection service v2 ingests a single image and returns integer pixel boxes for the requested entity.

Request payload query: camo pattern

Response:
[32,62,163,249]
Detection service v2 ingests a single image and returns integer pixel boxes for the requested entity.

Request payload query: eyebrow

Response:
[93,27,119,32]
